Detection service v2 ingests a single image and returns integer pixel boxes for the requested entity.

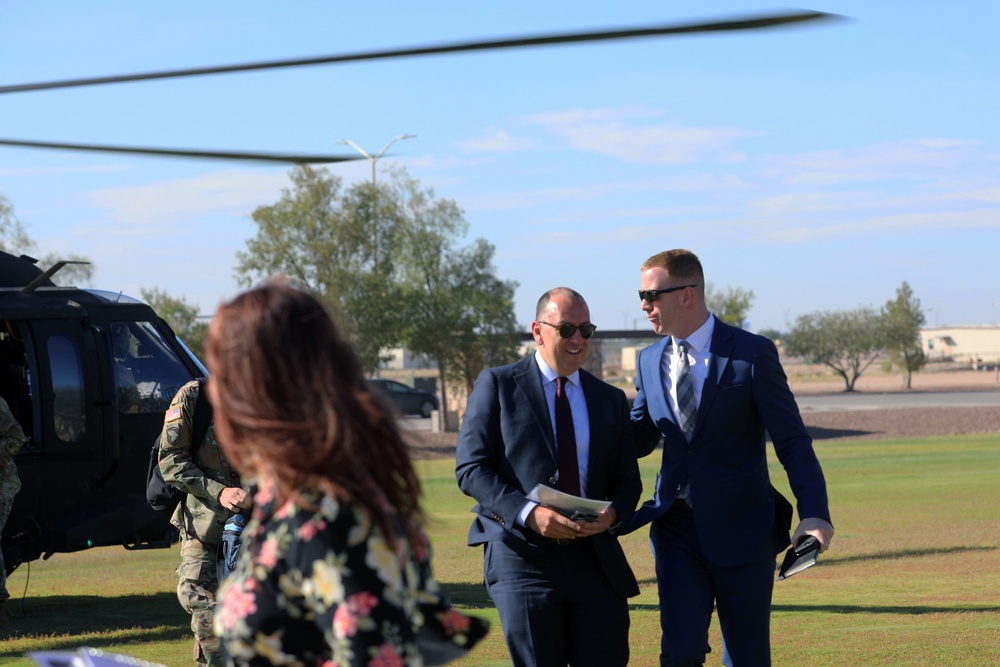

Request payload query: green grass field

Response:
[3,433,998,666]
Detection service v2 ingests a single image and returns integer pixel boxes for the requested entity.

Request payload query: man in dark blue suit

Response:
[456,287,641,667]
[624,250,834,666]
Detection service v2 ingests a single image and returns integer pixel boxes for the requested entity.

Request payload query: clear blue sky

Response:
[1,2,996,332]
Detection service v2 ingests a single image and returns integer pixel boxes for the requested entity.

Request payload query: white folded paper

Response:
[527,483,611,521]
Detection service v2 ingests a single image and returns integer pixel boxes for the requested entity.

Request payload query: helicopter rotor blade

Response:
[0,138,365,164]
[0,11,839,95]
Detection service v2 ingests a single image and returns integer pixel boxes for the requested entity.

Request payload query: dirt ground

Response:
[404,368,1000,459]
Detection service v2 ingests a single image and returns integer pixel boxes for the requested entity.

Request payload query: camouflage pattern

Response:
[178,537,224,666]
[159,381,240,666]
[0,396,26,603]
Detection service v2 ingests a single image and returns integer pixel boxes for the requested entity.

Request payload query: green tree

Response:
[787,308,884,392]
[756,328,786,343]
[235,165,520,400]
[403,231,520,411]
[140,287,209,362]
[706,283,755,328]
[234,165,406,373]
[389,173,519,410]
[1,194,94,285]
[882,281,927,389]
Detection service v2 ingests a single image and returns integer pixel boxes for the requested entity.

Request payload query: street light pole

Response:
[336,133,415,184]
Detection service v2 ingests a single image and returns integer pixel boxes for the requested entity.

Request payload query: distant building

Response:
[921,326,1000,367]
[379,347,436,371]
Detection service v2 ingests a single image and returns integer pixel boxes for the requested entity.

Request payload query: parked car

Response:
[369,378,439,418]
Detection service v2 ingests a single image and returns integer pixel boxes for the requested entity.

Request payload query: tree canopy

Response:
[235,165,520,403]
[787,307,884,392]
[706,283,755,329]
[141,287,208,362]
[882,281,927,388]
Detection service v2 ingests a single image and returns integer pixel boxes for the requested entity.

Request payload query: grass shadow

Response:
[0,592,187,657]
[805,425,874,440]
[440,581,493,608]
[821,544,998,565]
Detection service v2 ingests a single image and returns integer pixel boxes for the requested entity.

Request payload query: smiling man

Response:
[456,287,641,667]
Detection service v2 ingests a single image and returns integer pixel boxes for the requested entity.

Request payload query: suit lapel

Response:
[579,370,603,478]
[643,337,676,430]
[512,356,558,462]
[695,318,733,437]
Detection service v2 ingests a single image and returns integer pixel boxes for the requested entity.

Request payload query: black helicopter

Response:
[0,10,841,575]
[1,251,204,575]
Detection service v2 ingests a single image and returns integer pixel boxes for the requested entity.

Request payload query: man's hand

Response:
[219,487,251,513]
[526,505,582,540]
[791,517,835,553]
[574,507,618,537]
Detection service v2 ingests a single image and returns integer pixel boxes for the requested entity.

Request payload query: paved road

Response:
[794,390,1000,411]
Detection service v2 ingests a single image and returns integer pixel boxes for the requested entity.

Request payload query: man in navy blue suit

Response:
[624,249,834,666]
[456,287,641,667]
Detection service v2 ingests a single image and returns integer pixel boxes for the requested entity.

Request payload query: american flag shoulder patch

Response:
[165,406,182,423]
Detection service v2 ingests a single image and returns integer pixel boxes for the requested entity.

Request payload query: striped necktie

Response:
[675,340,697,442]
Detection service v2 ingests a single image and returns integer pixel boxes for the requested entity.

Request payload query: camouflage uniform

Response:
[0,396,26,623]
[159,381,240,666]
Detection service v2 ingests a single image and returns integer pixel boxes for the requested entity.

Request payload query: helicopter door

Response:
[27,319,106,466]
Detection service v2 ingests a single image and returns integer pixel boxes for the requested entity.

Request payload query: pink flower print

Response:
[333,604,358,638]
[347,591,379,616]
[275,498,295,519]
[218,583,257,631]
[368,643,404,667]
[299,521,318,541]
[258,536,279,568]
[440,609,471,636]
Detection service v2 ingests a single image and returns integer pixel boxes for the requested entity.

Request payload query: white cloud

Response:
[85,170,291,226]
[756,139,993,186]
[514,106,757,164]
[453,128,539,154]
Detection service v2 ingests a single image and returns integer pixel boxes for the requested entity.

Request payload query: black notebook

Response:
[777,535,820,580]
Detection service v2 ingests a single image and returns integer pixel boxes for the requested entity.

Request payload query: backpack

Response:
[146,378,213,518]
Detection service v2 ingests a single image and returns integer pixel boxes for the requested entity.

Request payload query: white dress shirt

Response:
[518,352,592,525]
[661,314,715,505]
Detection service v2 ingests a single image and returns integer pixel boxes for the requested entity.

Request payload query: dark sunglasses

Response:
[539,321,597,339]
[638,284,698,303]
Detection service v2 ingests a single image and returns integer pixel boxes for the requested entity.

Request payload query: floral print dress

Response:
[214,485,487,667]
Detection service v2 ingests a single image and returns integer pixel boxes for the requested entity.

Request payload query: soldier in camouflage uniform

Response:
[0,395,26,628]
[159,380,249,666]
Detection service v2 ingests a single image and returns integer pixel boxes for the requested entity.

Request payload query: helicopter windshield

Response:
[110,321,194,414]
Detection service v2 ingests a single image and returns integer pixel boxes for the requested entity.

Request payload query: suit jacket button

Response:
[549,476,557,485]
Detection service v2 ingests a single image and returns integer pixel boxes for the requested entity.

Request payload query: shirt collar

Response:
[534,350,581,387]
[672,313,715,354]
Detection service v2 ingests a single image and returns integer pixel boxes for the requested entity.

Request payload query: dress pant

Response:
[650,503,774,667]
[484,536,630,667]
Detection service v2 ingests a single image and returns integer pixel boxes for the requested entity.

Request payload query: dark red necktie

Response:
[555,376,581,497]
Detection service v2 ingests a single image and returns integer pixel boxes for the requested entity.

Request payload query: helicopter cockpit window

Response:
[110,321,193,414]
[47,336,86,443]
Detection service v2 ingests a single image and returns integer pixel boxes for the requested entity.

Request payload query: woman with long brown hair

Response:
[206,276,487,666]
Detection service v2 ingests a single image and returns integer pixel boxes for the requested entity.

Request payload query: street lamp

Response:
[336,133,415,184]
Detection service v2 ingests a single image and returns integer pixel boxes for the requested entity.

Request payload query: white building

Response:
[921,326,1000,366]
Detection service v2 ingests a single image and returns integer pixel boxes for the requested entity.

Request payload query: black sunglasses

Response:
[539,321,597,339]
[638,284,698,303]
